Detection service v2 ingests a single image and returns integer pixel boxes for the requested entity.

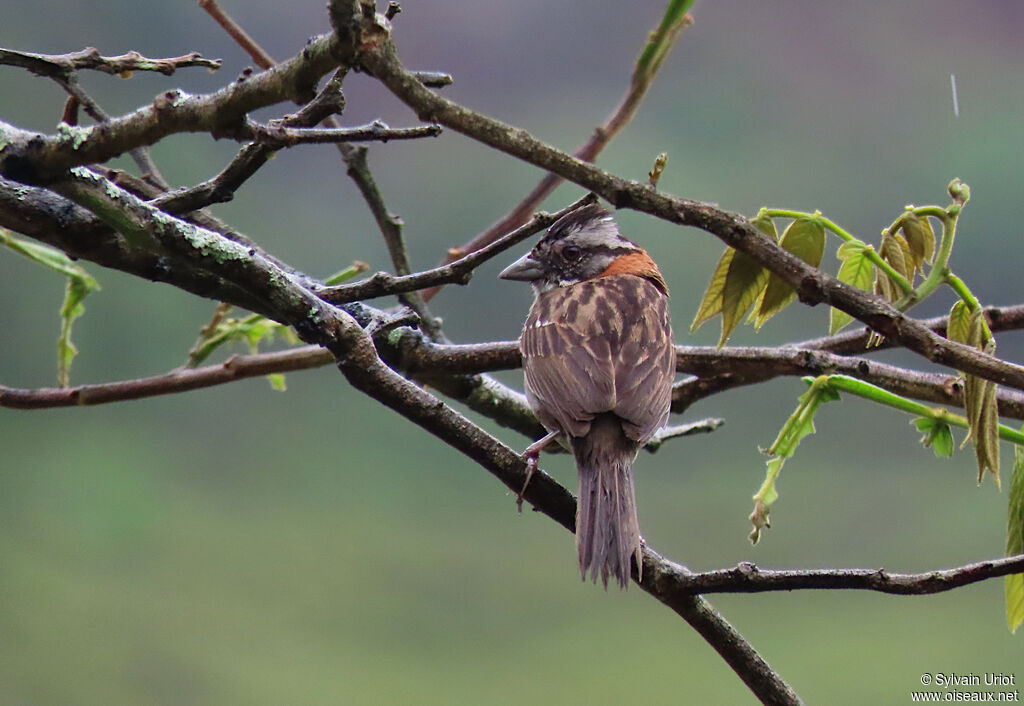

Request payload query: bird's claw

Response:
[516,453,538,513]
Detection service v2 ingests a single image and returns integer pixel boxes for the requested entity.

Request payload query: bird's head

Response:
[499,203,667,295]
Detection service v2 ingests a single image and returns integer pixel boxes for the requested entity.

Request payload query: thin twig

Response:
[153,70,351,213]
[0,347,332,408]
[0,47,221,77]
[197,0,277,68]
[197,5,448,340]
[644,419,725,452]
[337,141,444,338]
[245,118,441,146]
[317,194,597,304]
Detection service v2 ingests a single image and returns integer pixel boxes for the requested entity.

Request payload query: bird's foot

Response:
[515,429,560,512]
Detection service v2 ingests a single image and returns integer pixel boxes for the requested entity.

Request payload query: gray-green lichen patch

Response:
[56,123,93,150]
[159,212,248,264]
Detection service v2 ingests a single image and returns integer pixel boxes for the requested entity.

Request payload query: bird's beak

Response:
[499,252,544,282]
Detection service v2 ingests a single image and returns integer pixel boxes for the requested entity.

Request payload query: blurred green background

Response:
[2,1,1023,703]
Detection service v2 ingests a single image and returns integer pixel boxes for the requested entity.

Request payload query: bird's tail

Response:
[571,414,642,589]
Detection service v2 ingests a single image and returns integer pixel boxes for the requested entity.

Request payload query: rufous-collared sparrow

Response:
[500,203,675,588]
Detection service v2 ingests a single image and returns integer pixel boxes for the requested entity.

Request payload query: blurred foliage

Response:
[2,1,1023,703]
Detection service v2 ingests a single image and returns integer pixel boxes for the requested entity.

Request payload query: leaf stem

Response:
[825,374,1024,445]
[765,209,913,295]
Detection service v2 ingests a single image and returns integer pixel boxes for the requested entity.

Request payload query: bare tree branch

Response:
[0,32,348,183]
[0,347,332,408]
[355,28,1024,394]
[9,316,1024,425]
[661,554,1024,595]
[245,118,441,146]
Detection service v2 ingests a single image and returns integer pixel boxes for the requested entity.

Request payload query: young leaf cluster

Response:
[1,228,100,387]
[749,374,1024,548]
[748,376,838,544]
[691,181,974,345]
[691,211,825,346]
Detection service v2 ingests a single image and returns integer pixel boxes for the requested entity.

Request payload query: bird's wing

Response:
[610,284,675,443]
[521,276,673,442]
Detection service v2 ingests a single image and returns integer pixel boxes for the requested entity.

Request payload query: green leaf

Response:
[1007,440,1024,633]
[829,240,875,334]
[266,373,287,392]
[187,313,291,366]
[752,216,825,329]
[749,456,783,544]
[914,417,954,458]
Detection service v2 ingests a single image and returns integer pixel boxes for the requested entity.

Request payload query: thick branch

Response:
[0,176,273,315]
[11,327,1024,427]
[672,344,1024,418]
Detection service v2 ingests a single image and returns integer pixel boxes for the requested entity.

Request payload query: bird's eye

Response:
[561,245,583,262]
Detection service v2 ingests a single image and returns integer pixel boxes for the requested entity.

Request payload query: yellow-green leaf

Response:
[752,216,825,329]
[952,306,1001,485]
[749,209,779,242]
[691,247,733,333]
[875,231,914,302]
[976,377,1001,486]
[947,300,972,345]
[1007,441,1024,633]
[829,240,874,334]
[691,210,777,336]
[900,213,936,270]
[719,250,769,347]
